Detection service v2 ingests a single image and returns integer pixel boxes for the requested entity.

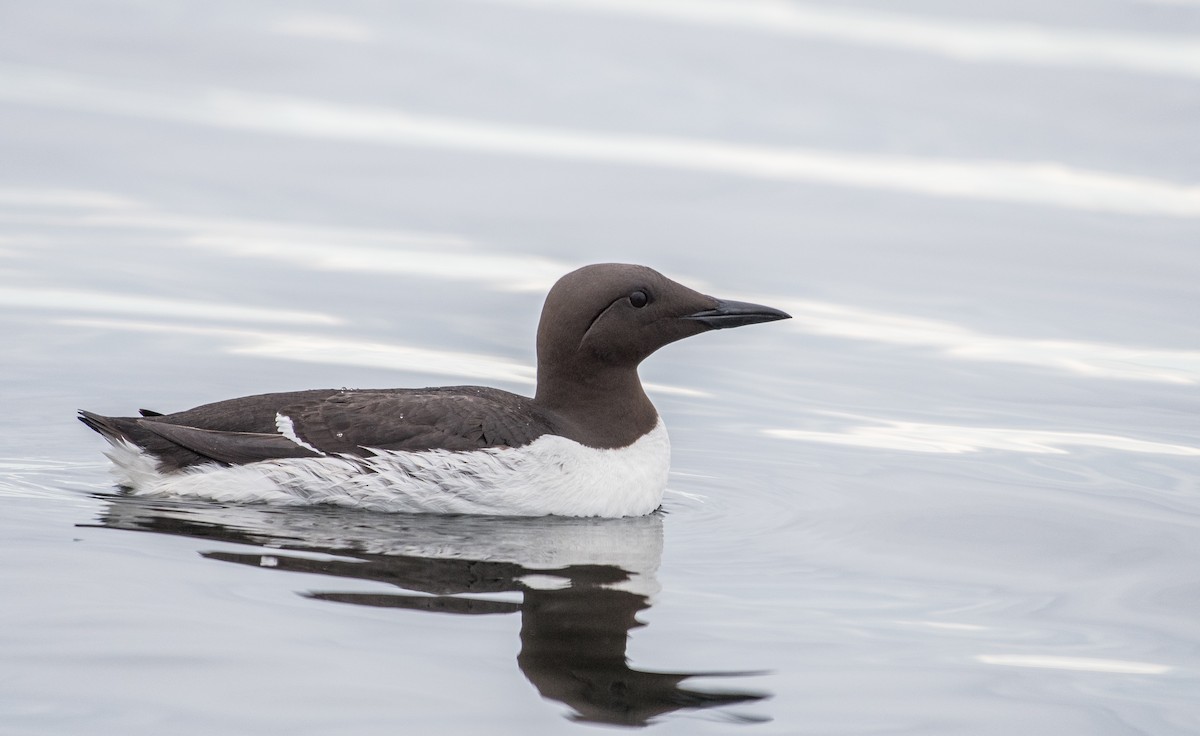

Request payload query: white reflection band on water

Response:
[64,319,534,382]
[56,318,708,398]
[185,235,568,293]
[2,67,1199,217]
[897,620,989,632]
[518,574,574,591]
[269,14,376,43]
[976,654,1172,674]
[470,0,1200,79]
[769,297,1200,385]
[763,418,1200,456]
[0,287,340,326]
[0,187,473,248]
[0,188,567,293]
[8,187,1196,385]
[0,189,142,210]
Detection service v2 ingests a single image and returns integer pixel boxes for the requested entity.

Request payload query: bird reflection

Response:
[87,496,769,726]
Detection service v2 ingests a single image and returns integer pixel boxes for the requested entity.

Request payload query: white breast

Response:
[103,419,671,518]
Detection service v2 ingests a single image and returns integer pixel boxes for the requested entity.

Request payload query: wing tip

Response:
[78,409,121,439]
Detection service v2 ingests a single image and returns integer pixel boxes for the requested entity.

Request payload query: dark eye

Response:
[629,290,649,308]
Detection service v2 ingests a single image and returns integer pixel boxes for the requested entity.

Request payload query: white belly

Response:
[103,419,671,518]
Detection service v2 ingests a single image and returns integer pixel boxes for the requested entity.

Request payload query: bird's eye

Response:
[629,290,649,308]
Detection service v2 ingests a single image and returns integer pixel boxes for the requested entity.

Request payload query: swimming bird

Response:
[80,263,790,517]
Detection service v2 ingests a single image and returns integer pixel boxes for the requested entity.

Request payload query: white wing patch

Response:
[100,419,672,518]
[275,412,326,456]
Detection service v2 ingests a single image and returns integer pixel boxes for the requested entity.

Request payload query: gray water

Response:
[2,1,1200,733]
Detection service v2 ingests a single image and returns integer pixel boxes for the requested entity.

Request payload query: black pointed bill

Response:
[682,299,792,329]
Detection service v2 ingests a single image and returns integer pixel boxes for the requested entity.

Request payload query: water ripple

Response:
[763,417,1200,456]
[769,297,1200,384]
[976,654,1173,674]
[2,66,1198,216]
[468,0,1200,79]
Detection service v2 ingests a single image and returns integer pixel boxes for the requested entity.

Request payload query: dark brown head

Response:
[534,264,790,413]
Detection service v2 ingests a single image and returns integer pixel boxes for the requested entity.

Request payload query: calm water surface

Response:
[2,1,1199,733]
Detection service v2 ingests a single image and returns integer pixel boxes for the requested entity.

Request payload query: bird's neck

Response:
[533,361,659,449]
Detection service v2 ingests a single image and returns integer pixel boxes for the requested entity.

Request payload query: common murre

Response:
[80,263,790,517]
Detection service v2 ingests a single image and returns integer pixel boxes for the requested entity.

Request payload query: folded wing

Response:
[80,386,554,470]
